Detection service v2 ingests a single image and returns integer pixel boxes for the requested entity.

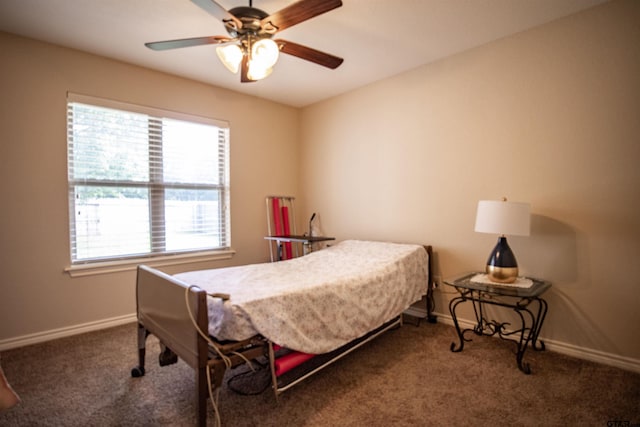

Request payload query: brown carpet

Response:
[1,319,638,426]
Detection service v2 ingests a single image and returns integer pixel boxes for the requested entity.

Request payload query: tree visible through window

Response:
[66,94,230,263]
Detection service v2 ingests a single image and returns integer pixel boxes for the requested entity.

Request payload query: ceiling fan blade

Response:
[145,36,232,51]
[276,39,343,69]
[190,0,243,30]
[261,0,342,33]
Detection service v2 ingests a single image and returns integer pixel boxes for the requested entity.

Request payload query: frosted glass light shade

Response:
[475,200,531,236]
[251,38,279,69]
[247,64,273,81]
[216,38,280,81]
[216,44,243,74]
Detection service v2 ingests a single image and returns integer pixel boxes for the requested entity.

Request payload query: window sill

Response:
[64,249,236,278]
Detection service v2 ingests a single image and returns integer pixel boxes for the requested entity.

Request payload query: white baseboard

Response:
[407,307,640,374]
[0,313,137,352]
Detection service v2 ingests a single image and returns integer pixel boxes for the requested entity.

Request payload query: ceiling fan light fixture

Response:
[251,38,279,69]
[247,63,273,81]
[216,44,243,74]
[147,0,344,83]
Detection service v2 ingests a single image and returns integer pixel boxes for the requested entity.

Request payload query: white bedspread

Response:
[174,240,429,354]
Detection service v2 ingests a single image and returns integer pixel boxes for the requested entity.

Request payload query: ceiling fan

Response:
[146,0,344,83]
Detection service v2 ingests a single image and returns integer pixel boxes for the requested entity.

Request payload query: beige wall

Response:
[0,32,299,342]
[299,0,640,361]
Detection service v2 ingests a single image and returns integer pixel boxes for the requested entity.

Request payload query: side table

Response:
[264,235,335,262]
[445,272,551,374]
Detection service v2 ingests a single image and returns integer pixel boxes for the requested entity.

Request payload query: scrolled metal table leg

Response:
[449,296,468,352]
[514,303,538,374]
[517,355,532,375]
[530,298,548,351]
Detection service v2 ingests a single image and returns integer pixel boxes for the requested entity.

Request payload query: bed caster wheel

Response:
[131,366,145,377]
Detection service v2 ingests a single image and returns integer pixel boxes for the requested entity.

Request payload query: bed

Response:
[131,240,434,426]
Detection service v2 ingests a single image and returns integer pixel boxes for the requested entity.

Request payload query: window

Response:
[66,93,230,265]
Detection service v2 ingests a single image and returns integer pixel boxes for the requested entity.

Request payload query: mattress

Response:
[174,240,429,354]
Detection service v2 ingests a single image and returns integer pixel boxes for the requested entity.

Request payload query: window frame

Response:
[64,93,233,277]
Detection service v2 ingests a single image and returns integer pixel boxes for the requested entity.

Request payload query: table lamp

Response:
[474,198,531,283]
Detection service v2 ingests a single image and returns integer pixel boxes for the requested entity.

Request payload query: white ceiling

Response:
[0,0,607,107]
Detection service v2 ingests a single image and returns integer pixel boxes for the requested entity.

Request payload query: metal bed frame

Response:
[131,245,434,426]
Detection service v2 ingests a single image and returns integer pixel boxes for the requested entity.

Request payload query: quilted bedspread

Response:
[174,240,429,354]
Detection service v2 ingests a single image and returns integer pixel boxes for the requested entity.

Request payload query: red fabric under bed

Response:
[273,344,315,376]
[282,206,293,259]
[272,198,283,236]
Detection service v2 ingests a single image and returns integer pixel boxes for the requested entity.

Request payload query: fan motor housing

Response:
[226,6,273,37]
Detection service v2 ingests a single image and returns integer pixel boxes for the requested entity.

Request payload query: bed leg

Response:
[268,342,280,401]
[196,366,208,427]
[425,245,438,324]
[426,290,438,324]
[131,323,149,378]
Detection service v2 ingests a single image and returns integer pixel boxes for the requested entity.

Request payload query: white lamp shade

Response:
[475,200,531,236]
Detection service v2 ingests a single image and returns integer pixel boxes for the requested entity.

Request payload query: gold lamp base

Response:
[486,265,518,283]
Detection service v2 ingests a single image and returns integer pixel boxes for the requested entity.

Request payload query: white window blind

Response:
[66,93,230,264]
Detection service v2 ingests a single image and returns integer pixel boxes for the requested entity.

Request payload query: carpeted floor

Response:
[1,319,638,426]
